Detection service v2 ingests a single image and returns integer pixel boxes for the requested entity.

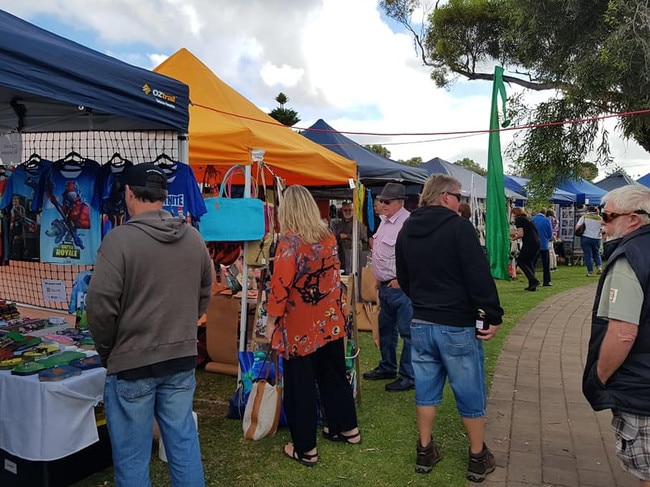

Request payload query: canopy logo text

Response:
[142,83,177,109]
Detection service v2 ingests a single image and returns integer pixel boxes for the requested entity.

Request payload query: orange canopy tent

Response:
[154,48,356,186]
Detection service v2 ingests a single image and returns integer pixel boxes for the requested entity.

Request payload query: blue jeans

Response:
[410,322,486,418]
[377,285,413,382]
[580,236,602,273]
[104,369,205,487]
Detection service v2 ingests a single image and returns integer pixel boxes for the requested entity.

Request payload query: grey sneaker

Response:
[415,438,441,474]
[466,443,495,482]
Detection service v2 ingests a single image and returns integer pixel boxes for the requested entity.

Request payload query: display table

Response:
[0,367,105,461]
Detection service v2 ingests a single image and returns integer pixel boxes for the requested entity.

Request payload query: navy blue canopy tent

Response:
[0,9,189,133]
[556,178,607,206]
[637,172,650,188]
[503,175,576,204]
[421,157,526,201]
[302,119,428,186]
[594,169,638,192]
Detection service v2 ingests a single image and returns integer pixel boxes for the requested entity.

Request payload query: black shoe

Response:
[524,286,538,291]
[543,282,553,287]
[415,438,442,474]
[466,444,495,483]
[385,377,414,392]
[363,368,397,381]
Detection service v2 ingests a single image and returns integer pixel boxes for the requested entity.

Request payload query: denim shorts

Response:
[612,411,650,481]
[410,321,486,418]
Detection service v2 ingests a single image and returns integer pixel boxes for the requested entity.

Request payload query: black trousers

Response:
[283,338,358,455]
[534,249,551,285]
[517,246,539,287]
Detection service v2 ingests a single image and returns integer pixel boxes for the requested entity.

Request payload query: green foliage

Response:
[382,0,650,194]
[454,157,487,176]
[399,156,423,166]
[74,266,594,487]
[364,144,392,158]
[269,92,300,127]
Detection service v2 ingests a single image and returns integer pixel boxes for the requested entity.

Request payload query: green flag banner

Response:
[485,66,511,280]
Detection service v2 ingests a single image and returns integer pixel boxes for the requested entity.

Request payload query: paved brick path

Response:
[483,285,638,487]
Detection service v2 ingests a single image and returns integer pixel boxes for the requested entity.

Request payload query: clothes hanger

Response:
[107,152,131,168]
[60,150,86,167]
[23,152,42,169]
[153,152,176,169]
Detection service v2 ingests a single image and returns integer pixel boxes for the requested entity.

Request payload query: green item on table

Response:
[37,351,86,368]
[12,360,47,376]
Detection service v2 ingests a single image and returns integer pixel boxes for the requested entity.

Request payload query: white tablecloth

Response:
[0,367,105,461]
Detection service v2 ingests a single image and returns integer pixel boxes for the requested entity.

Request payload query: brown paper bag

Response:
[355,302,379,347]
[360,266,378,303]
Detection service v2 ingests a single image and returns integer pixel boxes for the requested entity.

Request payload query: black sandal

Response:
[283,443,317,467]
[322,427,362,445]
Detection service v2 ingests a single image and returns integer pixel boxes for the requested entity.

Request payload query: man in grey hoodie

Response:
[87,163,212,487]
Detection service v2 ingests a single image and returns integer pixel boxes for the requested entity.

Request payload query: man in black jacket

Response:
[582,185,650,486]
[396,174,503,483]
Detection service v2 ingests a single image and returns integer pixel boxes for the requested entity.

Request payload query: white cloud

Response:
[2,0,649,179]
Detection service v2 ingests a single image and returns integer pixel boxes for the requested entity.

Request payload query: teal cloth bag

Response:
[200,165,265,242]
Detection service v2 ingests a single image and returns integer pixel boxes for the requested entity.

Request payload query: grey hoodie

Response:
[87,209,212,375]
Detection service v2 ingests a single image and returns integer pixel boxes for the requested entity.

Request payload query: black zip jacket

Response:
[395,205,503,327]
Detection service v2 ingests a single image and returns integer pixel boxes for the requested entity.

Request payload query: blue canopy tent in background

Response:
[637,173,650,188]
[421,157,526,201]
[503,175,576,204]
[0,9,189,133]
[594,169,639,192]
[556,178,607,205]
[302,119,429,186]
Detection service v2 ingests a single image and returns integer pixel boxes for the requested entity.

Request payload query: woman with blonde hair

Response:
[264,185,360,467]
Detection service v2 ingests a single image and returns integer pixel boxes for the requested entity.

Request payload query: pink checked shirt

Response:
[372,206,410,282]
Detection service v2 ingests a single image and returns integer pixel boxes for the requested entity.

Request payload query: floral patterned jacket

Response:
[267,232,348,358]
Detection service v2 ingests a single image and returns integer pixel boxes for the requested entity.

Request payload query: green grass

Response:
[73,265,594,487]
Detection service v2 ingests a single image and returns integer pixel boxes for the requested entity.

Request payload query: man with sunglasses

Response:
[396,174,502,482]
[582,185,650,486]
[362,182,414,392]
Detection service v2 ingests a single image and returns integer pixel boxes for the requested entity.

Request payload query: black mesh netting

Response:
[0,130,179,310]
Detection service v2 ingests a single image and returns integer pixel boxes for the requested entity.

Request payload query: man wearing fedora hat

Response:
[362,182,414,392]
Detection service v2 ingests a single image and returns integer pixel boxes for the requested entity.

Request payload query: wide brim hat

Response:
[377,182,407,200]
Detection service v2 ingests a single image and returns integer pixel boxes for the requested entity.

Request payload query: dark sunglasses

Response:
[377,199,394,205]
[601,209,649,223]
[444,192,462,202]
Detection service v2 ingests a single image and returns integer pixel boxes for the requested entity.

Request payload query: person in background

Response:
[576,205,603,277]
[265,185,360,467]
[532,209,554,286]
[87,164,212,487]
[510,207,541,291]
[582,185,650,486]
[369,197,384,246]
[330,201,368,275]
[396,174,502,482]
[458,201,472,219]
[362,182,414,392]
[546,208,559,270]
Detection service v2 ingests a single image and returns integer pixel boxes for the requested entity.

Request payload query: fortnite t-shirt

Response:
[40,159,102,264]
[0,160,51,261]
[161,162,207,222]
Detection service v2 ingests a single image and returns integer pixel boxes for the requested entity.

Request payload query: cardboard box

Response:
[1,425,112,487]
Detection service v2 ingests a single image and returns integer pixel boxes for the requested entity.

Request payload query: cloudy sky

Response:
[3,0,649,179]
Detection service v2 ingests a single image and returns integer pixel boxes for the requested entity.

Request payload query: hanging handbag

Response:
[242,349,283,440]
[200,165,265,242]
[575,222,586,237]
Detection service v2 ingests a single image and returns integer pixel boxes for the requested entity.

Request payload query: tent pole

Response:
[178,133,189,164]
